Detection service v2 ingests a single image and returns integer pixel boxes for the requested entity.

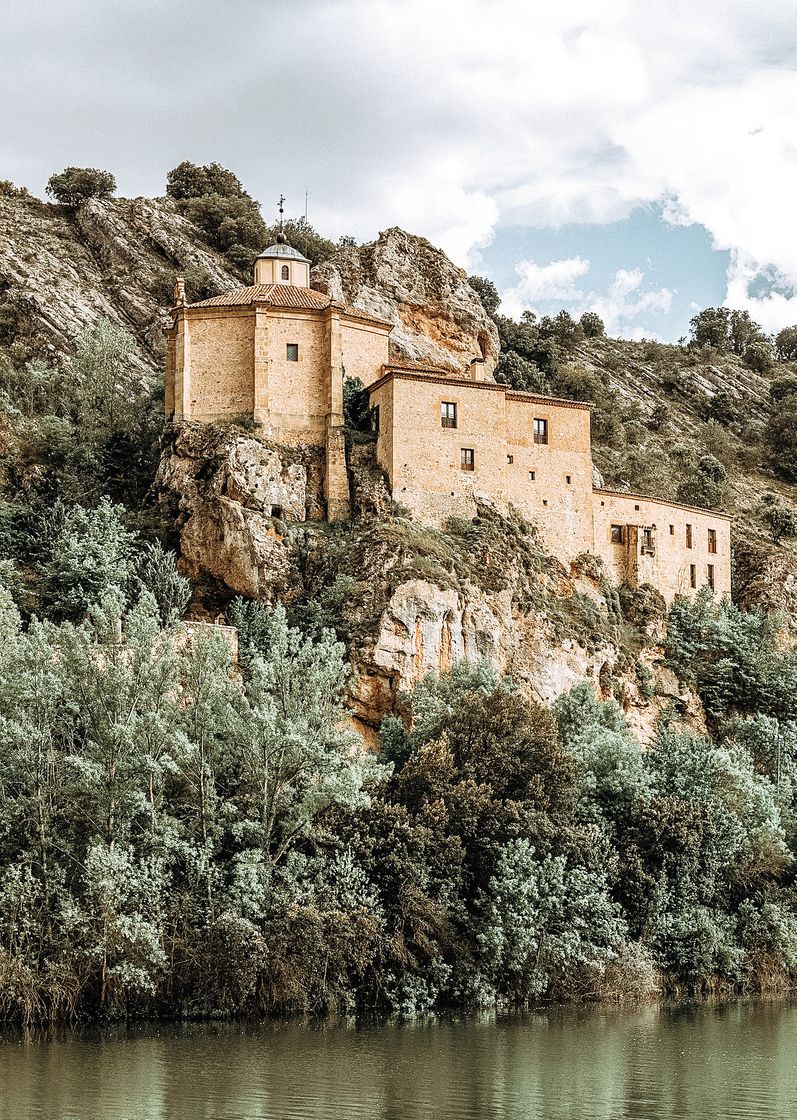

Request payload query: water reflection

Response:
[0,1001,795,1119]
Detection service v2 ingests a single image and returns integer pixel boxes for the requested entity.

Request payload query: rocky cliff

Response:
[1,182,791,745]
[312,226,500,375]
[0,191,239,373]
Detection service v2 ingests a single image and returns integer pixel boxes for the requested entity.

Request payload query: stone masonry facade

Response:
[164,242,731,604]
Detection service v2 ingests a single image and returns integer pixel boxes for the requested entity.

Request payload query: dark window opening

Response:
[669,524,675,535]
[690,564,697,589]
[641,527,655,553]
[286,343,299,362]
[611,524,624,544]
[686,523,693,548]
[371,404,380,433]
[460,448,474,471]
[634,504,640,511]
[533,418,548,445]
[507,454,514,464]
[707,564,715,591]
[441,401,457,428]
[281,264,290,281]
[528,470,536,480]
[270,505,283,520]
[543,499,548,506]
[708,528,717,554]
[566,474,572,485]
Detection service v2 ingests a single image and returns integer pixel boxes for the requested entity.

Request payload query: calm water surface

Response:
[1,1001,796,1120]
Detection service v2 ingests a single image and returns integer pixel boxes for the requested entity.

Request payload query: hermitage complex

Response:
[164,226,731,604]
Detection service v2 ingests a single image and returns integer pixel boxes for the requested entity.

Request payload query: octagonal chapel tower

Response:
[164,218,392,522]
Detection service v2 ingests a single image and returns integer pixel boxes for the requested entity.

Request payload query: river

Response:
[1,1000,796,1119]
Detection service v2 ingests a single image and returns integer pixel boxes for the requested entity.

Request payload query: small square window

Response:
[690,564,697,589]
[441,401,457,428]
[634,504,640,511]
[611,524,624,544]
[708,528,717,554]
[533,418,548,445]
[270,505,283,520]
[543,499,548,506]
[460,448,474,471]
[286,343,299,362]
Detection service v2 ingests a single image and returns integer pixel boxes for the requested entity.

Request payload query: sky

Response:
[2,0,797,341]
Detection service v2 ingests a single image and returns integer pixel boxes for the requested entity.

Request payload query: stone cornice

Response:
[369,367,592,410]
[594,488,732,521]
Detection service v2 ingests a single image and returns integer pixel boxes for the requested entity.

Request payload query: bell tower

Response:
[253,195,311,287]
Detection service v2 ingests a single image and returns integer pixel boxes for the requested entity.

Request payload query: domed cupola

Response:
[254,196,311,287]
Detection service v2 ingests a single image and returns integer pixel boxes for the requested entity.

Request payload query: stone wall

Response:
[371,372,595,562]
[593,490,732,601]
[342,319,391,386]
[182,310,254,421]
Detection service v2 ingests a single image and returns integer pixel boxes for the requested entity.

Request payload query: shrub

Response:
[579,311,605,338]
[46,167,116,207]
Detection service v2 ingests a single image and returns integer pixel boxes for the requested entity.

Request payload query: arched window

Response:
[281,264,289,281]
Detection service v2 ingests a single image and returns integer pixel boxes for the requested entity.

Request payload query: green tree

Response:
[579,311,605,338]
[46,167,116,207]
[39,498,136,621]
[775,326,797,362]
[468,275,500,317]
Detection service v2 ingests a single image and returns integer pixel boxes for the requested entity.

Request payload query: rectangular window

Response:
[707,564,715,591]
[690,564,697,589]
[708,528,717,554]
[611,524,624,544]
[533,418,548,445]
[441,401,457,429]
[528,470,536,481]
[371,404,380,434]
[460,448,474,471]
[686,523,693,549]
[507,454,514,464]
[566,474,572,485]
[669,524,675,536]
[286,343,299,362]
[641,527,653,550]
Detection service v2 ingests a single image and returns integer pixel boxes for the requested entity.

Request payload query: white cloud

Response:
[3,0,797,328]
[502,256,590,315]
[502,258,672,338]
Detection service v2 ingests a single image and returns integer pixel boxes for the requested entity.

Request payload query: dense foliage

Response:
[46,167,116,208]
[3,577,797,1025]
[165,161,352,277]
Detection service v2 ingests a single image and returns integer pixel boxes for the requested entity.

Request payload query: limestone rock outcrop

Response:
[156,423,324,602]
[312,227,500,376]
[0,193,239,373]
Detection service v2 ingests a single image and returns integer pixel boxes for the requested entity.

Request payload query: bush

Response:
[579,311,605,338]
[46,167,116,207]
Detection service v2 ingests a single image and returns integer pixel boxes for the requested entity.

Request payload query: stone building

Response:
[164,235,731,603]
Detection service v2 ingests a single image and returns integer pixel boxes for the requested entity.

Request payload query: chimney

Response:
[173,276,186,308]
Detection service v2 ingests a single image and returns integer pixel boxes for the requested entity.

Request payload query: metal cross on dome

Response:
[277,194,285,229]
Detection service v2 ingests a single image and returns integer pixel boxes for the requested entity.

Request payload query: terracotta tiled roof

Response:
[186,284,390,325]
